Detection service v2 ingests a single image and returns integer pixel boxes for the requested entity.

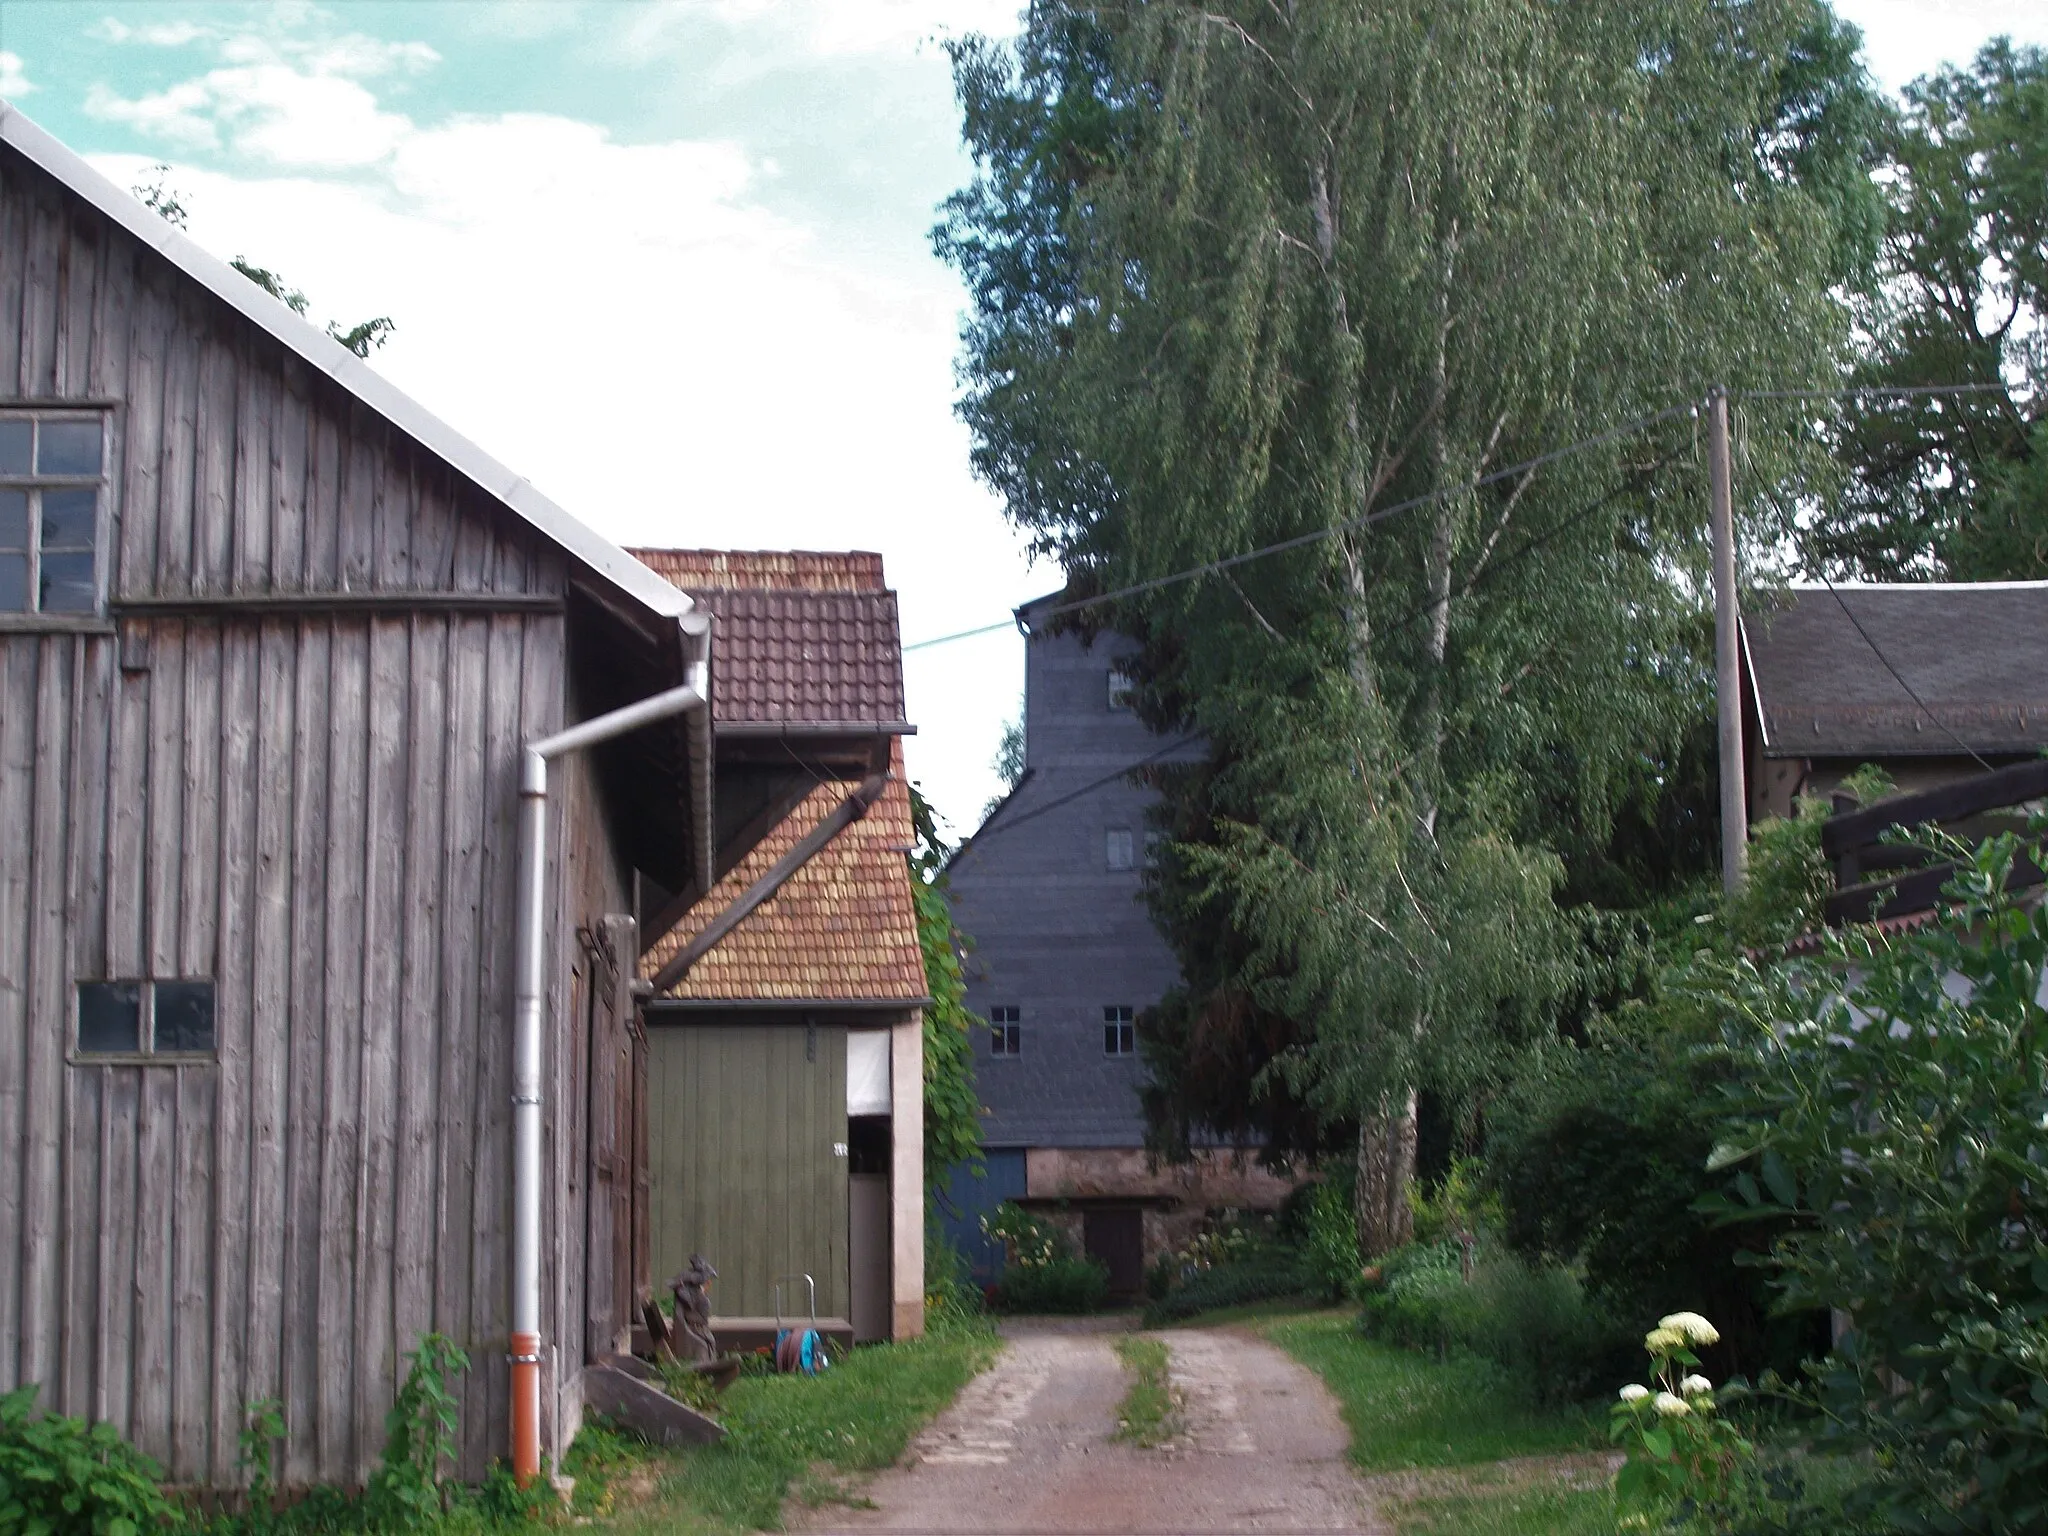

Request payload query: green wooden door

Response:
[646,1023,850,1322]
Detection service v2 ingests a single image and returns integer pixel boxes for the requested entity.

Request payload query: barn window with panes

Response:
[1103,1005,1135,1056]
[0,413,106,615]
[74,980,216,1058]
[988,1005,1022,1056]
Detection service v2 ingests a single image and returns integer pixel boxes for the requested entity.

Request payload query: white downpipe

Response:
[510,657,709,1484]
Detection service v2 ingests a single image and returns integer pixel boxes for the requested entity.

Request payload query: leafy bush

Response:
[991,1256,1110,1314]
[1486,999,1820,1384]
[1295,1181,1359,1302]
[1709,829,2048,1534]
[1358,1241,1633,1406]
[0,1383,178,1536]
[1141,1253,1305,1324]
[979,1201,1110,1313]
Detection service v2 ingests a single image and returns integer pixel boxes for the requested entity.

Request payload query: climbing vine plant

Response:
[910,787,985,1187]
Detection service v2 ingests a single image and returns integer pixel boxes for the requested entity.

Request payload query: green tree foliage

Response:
[939,0,1873,1252]
[1817,40,2048,579]
[1708,830,2048,1533]
[909,787,984,1188]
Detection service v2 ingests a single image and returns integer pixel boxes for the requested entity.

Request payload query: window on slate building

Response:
[988,1005,1022,1056]
[1103,1005,1135,1056]
[1105,827,1135,871]
[75,979,217,1058]
[0,413,107,615]
[1106,665,1134,711]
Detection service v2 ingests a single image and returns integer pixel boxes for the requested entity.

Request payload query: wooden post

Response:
[1710,386,1747,893]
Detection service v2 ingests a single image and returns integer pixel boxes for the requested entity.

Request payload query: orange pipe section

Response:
[511,1331,541,1486]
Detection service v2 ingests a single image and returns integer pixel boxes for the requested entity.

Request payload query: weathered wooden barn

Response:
[0,103,717,1488]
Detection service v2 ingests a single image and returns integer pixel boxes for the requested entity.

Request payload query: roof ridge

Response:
[0,99,691,630]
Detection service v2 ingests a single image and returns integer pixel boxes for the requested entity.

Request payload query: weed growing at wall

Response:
[0,1383,179,1536]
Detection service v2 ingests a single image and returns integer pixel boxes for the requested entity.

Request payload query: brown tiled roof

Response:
[628,548,906,725]
[633,549,926,1004]
[643,745,929,1003]
[631,549,885,593]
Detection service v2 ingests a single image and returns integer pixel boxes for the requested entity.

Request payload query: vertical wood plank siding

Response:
[0,146,631,1485]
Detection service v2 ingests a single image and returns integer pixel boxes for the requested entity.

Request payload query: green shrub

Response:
[990,1256,1109,1314]
[1709,829,2048,1534]
[1142,1253,1306,1324]
[1296,1181,1358,1302]
[0,1384,178,1536]
[1358,1241,1631,1406]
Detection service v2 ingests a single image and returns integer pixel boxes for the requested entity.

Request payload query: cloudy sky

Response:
[0,0,2043,833]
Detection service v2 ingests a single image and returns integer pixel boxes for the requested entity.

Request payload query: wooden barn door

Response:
[583,915,643,1360]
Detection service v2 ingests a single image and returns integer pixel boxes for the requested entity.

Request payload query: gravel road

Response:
[797,1317,1386,1535]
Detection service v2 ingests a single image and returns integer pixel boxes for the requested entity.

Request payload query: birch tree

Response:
[941,0,1871,1252]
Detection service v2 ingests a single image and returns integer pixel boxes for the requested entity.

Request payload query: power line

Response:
[901,379,2023,655]
[1736,381,2015,403]
[957,734,1202,848]
[1812,571,1994,772]
[959,451,1686,846]
[903,399,1696,653]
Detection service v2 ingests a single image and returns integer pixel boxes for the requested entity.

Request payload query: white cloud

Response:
[626,0,1020,60]
[0,51,34,97]
[90,19,216,47]
[86,48,416,168]
[85,79,218,149]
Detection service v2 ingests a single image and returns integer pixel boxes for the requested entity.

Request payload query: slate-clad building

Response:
[944,598,1297,1295]
[0,103,719,1489]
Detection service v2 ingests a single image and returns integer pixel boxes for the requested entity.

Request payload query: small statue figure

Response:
[669,1254,718,1363]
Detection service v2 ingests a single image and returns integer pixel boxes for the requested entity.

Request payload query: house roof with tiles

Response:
[635,549,928,1006]
[642,743,928,1004]
[628,549,906,725]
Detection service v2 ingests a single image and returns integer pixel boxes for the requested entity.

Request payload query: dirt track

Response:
[797,1317,1386,1535]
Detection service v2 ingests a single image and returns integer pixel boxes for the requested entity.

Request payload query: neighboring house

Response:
[943,596,1298,1297]
[632,550,927,1345]
[0,105,725,1487]
[1742,582,2048,822]
[1744,583,2048,934]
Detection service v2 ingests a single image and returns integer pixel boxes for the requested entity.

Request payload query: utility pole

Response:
[1709,385,1746,894]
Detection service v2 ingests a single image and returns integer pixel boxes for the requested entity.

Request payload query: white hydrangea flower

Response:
[1654,1391,1691,1417]
[1658,1312,1721,1347]
[1643,1326,1685,1353]
[1618,1384,1650,1404]
[1682,1374,1713,1397]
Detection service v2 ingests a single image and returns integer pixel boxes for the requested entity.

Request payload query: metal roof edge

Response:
[0,98,691,628]
[1783,580,2048,594]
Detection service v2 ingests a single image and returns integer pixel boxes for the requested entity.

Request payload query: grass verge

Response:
[1111,1336,1181,1448]
[1383,1477,1613,1536]
[1260,1311,1603,1473]
[582,1322,998,1534]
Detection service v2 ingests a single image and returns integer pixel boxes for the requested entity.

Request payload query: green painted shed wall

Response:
[646,1023,849,1321]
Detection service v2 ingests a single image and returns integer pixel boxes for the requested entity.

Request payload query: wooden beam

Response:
[1822,758,2048,859]
[637,775,837,956]
[647,773,889,994]
[110,591,564,616]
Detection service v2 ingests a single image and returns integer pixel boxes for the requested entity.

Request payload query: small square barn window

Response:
[0,411,107,615]
[75,979,216,1059]
[1104,1005,1135,1057]
[988,1005,1022,1056]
